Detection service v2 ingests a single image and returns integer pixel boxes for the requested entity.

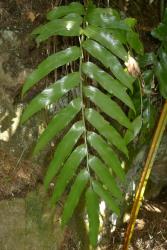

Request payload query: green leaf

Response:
[87,7,120,20]
[127,31,144,55]
[61,169,89,226]
[92,181,120,215]
[138,52,156,68]
[21,72,80,123]
[33,98,81,155]
[47,2,84,20]
[51,144,86,205]
[151,10,167,41]
[155,50,167,99]
[155,62,167,99]
[86,7,130,31]
[44,121,84,189]
[84,86,132,129]
[62,13,83,22]
[124,17,137,28]
[142,70,154,93]
[85,108,128,156]
[151,23,167,41]
[83,26,128,61]
[87,132,125,182]
[22,46,81,95]
[124,115,142,144]
[89,156,122,199]
[32,19,82,43]
[159,49,167,67]
[107,29,127,44]
[82,62,135,111]
[163,8,167,24]
[86,187,99,247]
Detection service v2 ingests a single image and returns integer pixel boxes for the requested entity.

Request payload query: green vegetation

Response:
[21,1,167,248]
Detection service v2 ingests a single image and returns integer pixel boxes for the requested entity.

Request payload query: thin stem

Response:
[138,76,144,119]
[79,36,91,179]
[84,0,92,6]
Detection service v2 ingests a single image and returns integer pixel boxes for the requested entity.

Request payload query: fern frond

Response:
[21,2,143,247]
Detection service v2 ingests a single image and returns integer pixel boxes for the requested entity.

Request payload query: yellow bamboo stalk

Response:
[123,100,167,250]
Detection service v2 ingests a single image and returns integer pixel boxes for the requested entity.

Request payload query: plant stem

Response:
[79,38,90,177]
[138,77,143,119]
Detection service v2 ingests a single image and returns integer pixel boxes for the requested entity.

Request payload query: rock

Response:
[0,34,50,168]
[0,185,63,250]
[0,29,41,157]
[0,12,64,250]
[151,134,167,183]
[0,148,42,199]
[145,134,167,199]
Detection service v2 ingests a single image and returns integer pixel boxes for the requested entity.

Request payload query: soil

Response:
[0,0,167,249]
[49,191,167,250]
[105,189,167,250]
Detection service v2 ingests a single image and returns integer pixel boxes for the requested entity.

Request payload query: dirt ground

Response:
[0,0,167,249]
[57,190,167,250]
[107,190,167,250]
